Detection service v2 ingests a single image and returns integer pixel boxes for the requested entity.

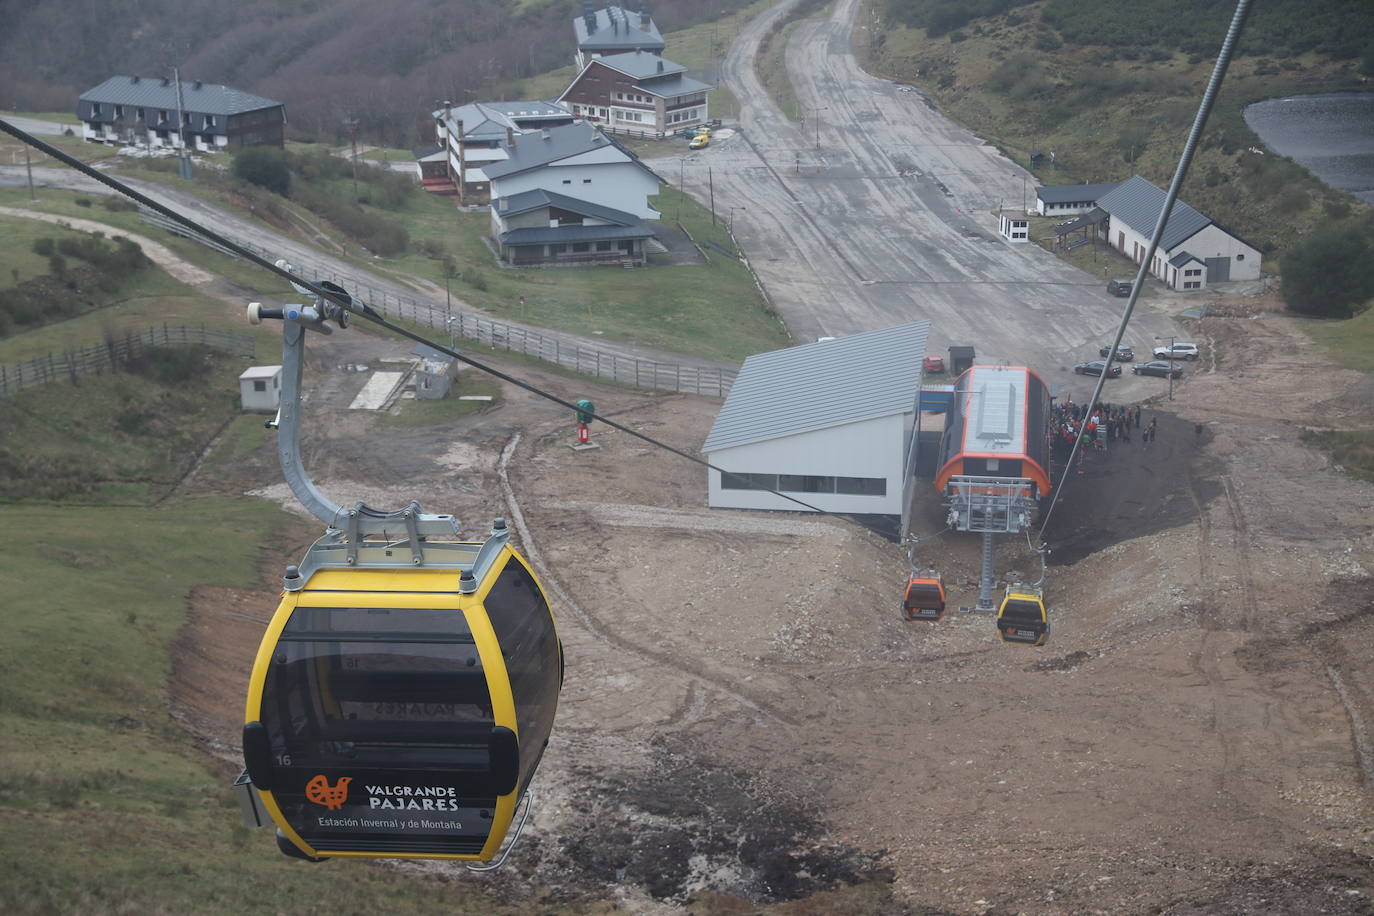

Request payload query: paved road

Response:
[2,115,71,137]
[648,0,1186,399]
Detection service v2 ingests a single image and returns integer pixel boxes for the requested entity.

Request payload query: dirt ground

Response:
[174,289,1374,914]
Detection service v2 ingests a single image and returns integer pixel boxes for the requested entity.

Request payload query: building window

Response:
[114,105,124,118]
[582,178,591,184]
[1236,253,1245,260]
[253,380,267,392]
[549,243,567,254]
[205,115,215,128]
[1185,268,1201,277]
[835,477,887,496]
[572,242,590,252]
[159,110,168,122]
[1184,281,1201,289]
[595,241,612,251]
[721,472,777,491]
[562,179,572,184]
[779,474,836,493]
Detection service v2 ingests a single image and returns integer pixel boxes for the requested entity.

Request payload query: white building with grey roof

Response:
[480,120,662,219]
[573,3,665,70]
[702,322,931,522]
[78,75,284,150]
[1097,175,1261,290]
[428,100,575,203]
[558,48,712,137]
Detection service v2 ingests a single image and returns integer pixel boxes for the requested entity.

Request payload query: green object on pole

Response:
[575,399,595,425]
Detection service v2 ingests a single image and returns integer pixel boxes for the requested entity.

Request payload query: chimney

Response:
[193,80,202,90]
[585,9,596,33]
[456,118,464,140]
[443,99,452,119]
[541,128,551,141]
[657,59,663,72]
[506,126,516,146]
[161,77,170,86]
[130,75,140,84]
[641,5,650,28]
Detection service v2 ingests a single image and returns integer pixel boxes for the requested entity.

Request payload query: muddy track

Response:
[497,432,801,728]
[1219,475,1260,633]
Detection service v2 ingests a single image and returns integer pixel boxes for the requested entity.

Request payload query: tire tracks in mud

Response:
[496,433,800,729]
[1184,469,1250,799]
[1193,463,1374,792]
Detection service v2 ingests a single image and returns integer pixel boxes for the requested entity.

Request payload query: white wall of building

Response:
[239,367,282,411]
[1177,223,1262,281]
[1108,215,1261,289]
[491,161,660,219]
[706,413,910,515]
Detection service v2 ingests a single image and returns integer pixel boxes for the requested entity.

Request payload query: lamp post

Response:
[1154,335,1176,400]
[342,117,360,199]
[728,206,746,234]
[806,106,829,149]
[443,266,460,349]
[677,156,690,223]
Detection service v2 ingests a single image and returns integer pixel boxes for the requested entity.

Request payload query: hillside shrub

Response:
[234,148,291,196]
[1282,229,1374,318]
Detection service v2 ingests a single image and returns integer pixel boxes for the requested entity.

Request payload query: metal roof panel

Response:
[702,322,930,452]
[1096,175,1212,252]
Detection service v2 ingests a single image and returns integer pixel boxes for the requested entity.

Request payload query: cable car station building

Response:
[703,321,930,523]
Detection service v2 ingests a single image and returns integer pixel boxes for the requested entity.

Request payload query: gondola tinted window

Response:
[484,558,560,792]
[265,606,495,768]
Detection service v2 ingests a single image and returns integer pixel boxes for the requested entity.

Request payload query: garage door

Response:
[1205,257,1230,282]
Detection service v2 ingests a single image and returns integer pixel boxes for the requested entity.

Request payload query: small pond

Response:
[1243,93,1374,204]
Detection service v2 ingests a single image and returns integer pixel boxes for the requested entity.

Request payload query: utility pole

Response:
[1154,335,1176,400]
[24,144,36,201]
[708,165,715,226]
[807,106,829,150]
[343,118,360,199]
[173,67,193,179]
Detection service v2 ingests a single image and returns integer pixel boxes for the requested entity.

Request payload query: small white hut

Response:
[239,365,282,411]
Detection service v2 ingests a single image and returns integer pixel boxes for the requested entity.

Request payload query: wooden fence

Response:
[0,325,256,397]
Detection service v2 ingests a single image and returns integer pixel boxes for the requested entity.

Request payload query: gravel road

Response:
[647,0,1186,399]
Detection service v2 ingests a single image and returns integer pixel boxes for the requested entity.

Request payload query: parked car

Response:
[680,127,700,139]
[1098,344,1135,361]
[923,355,945,373]
[1107,279,1133,297]
[694,125,712,139]
[688,134,710,150]
[1152,341,1199,360]
[1132,360,1184,379]
[1073,360,1122,378]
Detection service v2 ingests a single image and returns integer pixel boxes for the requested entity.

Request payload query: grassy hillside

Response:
[112,150,790,364]
[861,0,1374,262]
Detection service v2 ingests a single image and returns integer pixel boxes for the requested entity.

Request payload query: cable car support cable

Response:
[1036,0,1251,543]
[0,117,903,546]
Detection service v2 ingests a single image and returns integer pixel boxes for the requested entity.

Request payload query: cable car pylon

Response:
[235,268,563,866]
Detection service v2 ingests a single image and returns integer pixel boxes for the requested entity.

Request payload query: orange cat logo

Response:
[305,774,352,810]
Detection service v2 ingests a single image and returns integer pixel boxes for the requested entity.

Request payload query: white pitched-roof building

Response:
[702,322,931,520]
[1033,182,1120,216]
[479,120,662,220]
[573,3,665,70]
[1097,175,1262,290]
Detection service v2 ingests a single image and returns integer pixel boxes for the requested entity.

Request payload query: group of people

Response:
[1051,400,1159,458]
